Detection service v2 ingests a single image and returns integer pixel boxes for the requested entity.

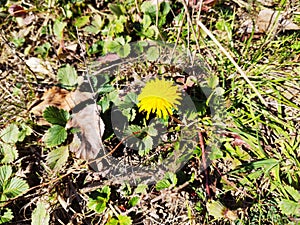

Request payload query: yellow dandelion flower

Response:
[137,78,182,119]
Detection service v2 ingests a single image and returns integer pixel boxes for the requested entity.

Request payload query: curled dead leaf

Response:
[66,102,105,160]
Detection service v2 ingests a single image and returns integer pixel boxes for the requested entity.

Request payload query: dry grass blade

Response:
[196,20,268,107]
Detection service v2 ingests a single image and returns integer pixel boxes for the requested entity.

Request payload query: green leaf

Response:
[118,215,132,225]
[18,123,32,142]
[278,199,300,216]
[3,177,29,199]
[134,184,148,194]
[128,196,140,207]
[141,1,156,16]
[84,15,104,34]
[74,16,90,28]
[146,46,159,61]
[105,40,122,53]
[87,186,111,213]
[34,42,51,58]
[147,125,158,136]
[46,146,69,171]
[118,92,138,109]
[207,75,219,89]
[142,15,152,29]
[117,43,131,58]
[0,143,18,163]
[53,20,67,41]
[206,200,226,219]
[31,201,50,225]
[97,83,115,94]
[0,208,13,224]
[106,218,118,225]
[284,185,300,202]
[156,172,178,191]
[43,106,70,126]
[161,2,171,16]
[0,165,12,187]
[0,124,19,143]
[164,172,177,186]
[156,179,171,191]
[142,135,153,150]
[57,64,78,88]
[143,26,156,38]
[44,125,67,147]
[87,197,107,213]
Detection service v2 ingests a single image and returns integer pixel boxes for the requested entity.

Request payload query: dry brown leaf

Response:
[66,102,105,160]
[257,9,300,33]
[30,86,75,125]
[25,57,53,76]
[239,9,300,36]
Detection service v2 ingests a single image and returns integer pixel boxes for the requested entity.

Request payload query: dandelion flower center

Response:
[137,78,182,119]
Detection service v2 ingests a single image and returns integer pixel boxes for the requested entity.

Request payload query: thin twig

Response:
[198,131,211,198]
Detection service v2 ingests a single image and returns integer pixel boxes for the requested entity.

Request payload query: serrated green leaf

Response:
[141,1,156,16]
[143,135,153,150]
[156,179,171,191]
[117,43,131,58]
[128,196,140,207]
[164,172,177,186]
[0,143,18,163]
[43,106,70,126]
[18,124,32,142]
[88,197,107,213]
[114,19,125,34]
[84,25,99,34]
[118,92,138,109]
[146,46,159,61]
[97,83,115,94]
[0,208,13,224]
[3,177,29,199]
[106,218,118,225]
[74,16,90,28]
[0,165,12,187]
[31,201,50,225]
[46,146,69,171]
[143,26,155,38]
[118,215,132,225]
[278,199,300,216]
[87,186,111,213]
[147,125,158,136]
[44,125,67,147]
[0,124,19,144]
[57,64,78,88]
[84,15,103,34]
[53,20,67,41]
[105,40,121,53]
